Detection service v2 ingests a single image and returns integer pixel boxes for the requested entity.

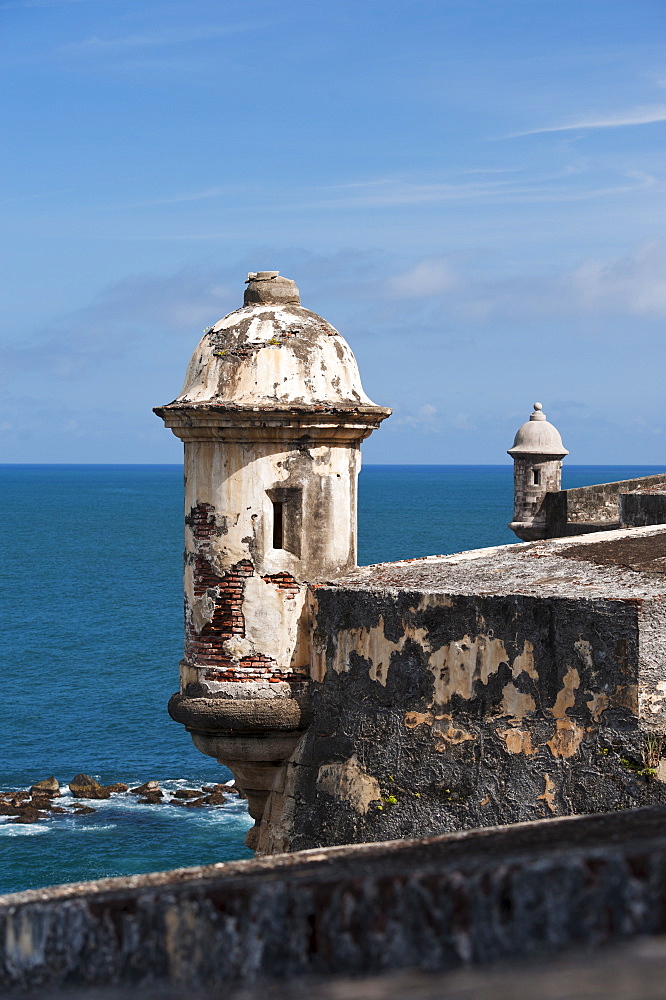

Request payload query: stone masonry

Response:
[256,524,666,853]
[5,807,666,994]
[156,273,666,858]
[155,272,389,847]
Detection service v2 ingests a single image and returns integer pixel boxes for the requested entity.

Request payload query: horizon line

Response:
[3,462,666,470]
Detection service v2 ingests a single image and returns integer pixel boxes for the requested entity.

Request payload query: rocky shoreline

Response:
[0,775,241,824]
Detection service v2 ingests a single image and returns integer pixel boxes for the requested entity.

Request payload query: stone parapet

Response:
[254,526,666,854]
[620,486,666,528]
[5,807,666,994]
[534,473,666,540]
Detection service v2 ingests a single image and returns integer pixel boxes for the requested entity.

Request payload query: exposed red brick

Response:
[186,505,305,679]
[261,572,301,599]
[185,503,218,541]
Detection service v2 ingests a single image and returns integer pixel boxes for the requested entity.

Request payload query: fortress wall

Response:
[267,581,666,855]
[620,490,666,528]
[4,807,666,994]
[545,473,666,530]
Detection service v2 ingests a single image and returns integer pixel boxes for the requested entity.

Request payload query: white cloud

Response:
[316,177,525,208]
[452,413,477,432]
[119,188,228,208]
[393,404,441,433]
[386,259,456,297]
[510,105,666,138]
[308,169,657,210]
[60,23,253,54]
[1,0,90,7]
[376,242,666,328]
[570,242,666,317]
[6,242,666,395]
[0,266,237,379]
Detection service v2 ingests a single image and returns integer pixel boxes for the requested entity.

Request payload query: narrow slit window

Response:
[267,486,302,556]
[272,501,284,549]
[533,469,541,486]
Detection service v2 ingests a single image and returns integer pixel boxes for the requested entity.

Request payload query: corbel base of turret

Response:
[508,520,549,542]
[168,689,310,850]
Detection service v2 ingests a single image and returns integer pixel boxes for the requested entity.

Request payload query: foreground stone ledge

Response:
[17,938,666,1000]
[5,806,666,993]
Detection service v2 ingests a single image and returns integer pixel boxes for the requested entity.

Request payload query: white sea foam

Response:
[0,824,49,837]
[0,777,252,835]
[71,824,117,833]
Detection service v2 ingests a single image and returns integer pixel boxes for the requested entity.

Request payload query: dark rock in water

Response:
[203,782,237,795]
[203,792,226,805]
[130,781,162,797]
[69,773,96,789]
[30,776,60,797]
[70,805,96,815]
[11,791,30,801]
[77,788,111,800]
[49,805,68,814]
[69,774,111,799]
[0,802,23,816]
[31,795,58,810]
[173,789,201,799]
[174,798,205,808]
[137,793,162,805]
[11,807,46,823]
[106,783,129,794]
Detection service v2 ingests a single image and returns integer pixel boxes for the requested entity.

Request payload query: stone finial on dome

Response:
[244,271,301,306]
[508,401,568,458]
[170,271,384,410]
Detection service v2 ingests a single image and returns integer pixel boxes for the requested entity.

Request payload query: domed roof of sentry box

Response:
[170,271,383,410]
[508,403,569,458]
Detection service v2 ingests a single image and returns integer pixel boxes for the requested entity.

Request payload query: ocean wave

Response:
[0,824,49,837]
[70,823,118,832]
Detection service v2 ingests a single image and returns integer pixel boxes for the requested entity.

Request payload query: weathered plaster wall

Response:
[157,273,391,851]
[5,807,666,994]
[255,529,666,854]
[184,439,359,583]
[272,591,665,853]
[181,439,359,694]
[176,303,374,409]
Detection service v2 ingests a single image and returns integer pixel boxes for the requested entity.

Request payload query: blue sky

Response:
[1,0,666,464]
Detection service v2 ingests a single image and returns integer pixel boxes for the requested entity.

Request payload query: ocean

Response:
[1,463,664,895]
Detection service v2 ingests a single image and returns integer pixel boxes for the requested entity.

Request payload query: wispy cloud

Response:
[569,242,666,317]
[385,241,666,324]
[6,241,666,391]
[122,232,233,241]
[386,259,456,297]
[393,404,442,433]
[0,187,74,207]
[311,170,657,209]
[61,23,253,54]
[0,266,237,379]
[113,187,229,209]
[1,0,90,7]
[509,105,666,138]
